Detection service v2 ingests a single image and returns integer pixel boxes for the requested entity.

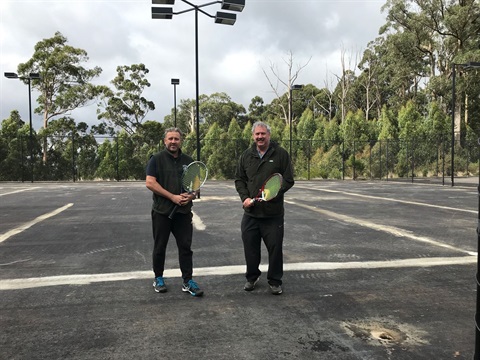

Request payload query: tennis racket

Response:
[250,173,283,204]
[168,161,208,219]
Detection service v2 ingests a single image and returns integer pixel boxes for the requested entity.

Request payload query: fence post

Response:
[411,139,414,183]
[380,140,383,181]
[442,136,445,186]
[353,140,356,180]
[72,132,76,182]
[475,137,480,359]
[386,140,389,181]
[116,137,119,182]
[369,141,372,180]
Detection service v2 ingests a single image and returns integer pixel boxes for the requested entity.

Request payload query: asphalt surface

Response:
[0,180,478,359]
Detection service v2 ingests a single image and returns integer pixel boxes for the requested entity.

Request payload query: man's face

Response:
[164,131,182,154]
[253,126,270,150]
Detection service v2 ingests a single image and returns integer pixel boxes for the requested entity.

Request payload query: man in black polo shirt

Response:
[145,127,203,297]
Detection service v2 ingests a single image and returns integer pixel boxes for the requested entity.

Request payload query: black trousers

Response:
[241,214,284,286]
[151,210,193,282]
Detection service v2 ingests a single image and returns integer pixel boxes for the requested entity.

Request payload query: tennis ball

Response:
[193,175,200,189]
[263,189,270,199]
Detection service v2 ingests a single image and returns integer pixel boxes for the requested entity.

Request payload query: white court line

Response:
[295,185,477,214]
[0,203,74,244]
[192,211,206,230]
[0,187,40,197]
[286,200,476,256]
[0,256,475,290]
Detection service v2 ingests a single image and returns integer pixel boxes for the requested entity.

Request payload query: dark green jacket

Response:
[235,141,294,218]
[147,149,193,215]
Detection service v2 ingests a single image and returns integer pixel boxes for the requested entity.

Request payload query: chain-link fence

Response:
[2,134,479,185]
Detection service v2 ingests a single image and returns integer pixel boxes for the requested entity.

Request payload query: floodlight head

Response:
[221,0,245,12]
[292,84,303,90]
[215,11,236,25]
[152,7,173,19]
[29,73,41,79]
[466,61,480,68]
[152,0,175,4]
[171,78,180,85]
[4,72,19,79]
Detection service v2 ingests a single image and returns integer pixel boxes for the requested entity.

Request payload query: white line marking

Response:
[295,185,476,214]
[0,258,32,266]
[0,187,40,197]
[286,200,476,256]
[0,203,74,244]
[0,256,475,290]
[192,211,206,230]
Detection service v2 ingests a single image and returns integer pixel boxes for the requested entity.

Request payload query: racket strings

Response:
[182,164,207,192]
[262,176,282,200]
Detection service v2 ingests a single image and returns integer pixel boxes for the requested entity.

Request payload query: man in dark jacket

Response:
[146,127,203,297]
[235,121,294,295]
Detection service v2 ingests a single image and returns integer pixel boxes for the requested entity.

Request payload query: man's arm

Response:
[146,176,194,206]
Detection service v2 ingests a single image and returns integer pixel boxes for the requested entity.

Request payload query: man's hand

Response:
[176,192,195,206]
[243,198,254,208]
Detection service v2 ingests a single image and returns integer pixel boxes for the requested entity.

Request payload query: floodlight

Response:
[152,0,175,4]
[221,0,245,12]
[152,7,173,19]
[215,11,236,25]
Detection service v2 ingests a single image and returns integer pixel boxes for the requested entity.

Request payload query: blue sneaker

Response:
[182,279,204,297]
[153,276,167,293]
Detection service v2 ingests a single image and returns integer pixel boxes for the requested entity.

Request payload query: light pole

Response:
[171,78,180,127]
[152,0,245,161]
[289,84,303,157]
[4,72,41,183]
[451,62,480,187]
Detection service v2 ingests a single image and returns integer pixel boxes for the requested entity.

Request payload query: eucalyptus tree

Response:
[248,96,266,123]
[201,122,228,178]
[37,116,77,180]
[0,111,27,181]
[296,108,317,178]
[200,92,246,131]
[97,64,154,135]
[17,31,104,164]
[380,0,480,132]
[75,122,100,180]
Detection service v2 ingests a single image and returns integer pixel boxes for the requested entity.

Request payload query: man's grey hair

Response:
[164,127,183,139]
[251,121,271,134]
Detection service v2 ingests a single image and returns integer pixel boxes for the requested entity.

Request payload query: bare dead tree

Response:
[262,51,311,126]
[310,65,336,121]
[333,45,359,124]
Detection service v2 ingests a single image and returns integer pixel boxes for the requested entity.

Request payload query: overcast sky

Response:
[0,0,387,130]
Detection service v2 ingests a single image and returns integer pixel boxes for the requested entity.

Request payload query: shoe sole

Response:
[182,287,204,297]
[182,287,203,297]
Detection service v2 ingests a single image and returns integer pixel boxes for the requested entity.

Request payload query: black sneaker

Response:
[269,284,283,295]
[244,277,260,291]
[182,279,204,297]
[153,276,167,293]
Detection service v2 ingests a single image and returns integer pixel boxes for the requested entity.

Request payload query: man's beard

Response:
[166,145,179,154]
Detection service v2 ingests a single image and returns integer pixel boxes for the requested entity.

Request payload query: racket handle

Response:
[168,205,179,219]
